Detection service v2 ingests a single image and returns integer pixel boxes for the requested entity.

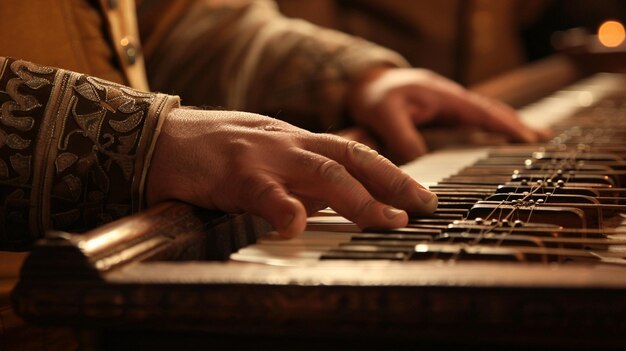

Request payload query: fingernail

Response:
[416,186,436,201]
[417,188,438,212]
[352,143,379,162]
[383,206,405,220]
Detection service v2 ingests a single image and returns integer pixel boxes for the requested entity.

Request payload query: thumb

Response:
[363,98,428,164]
[239,174,308,238]
[386,126,428,164]
[379,110,428,164]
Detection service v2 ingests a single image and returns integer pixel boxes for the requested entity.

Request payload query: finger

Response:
[413,77,542,143]
[473,96,544,142]
[335,127,381,150]
[301,137,438,215]
[360,96,428,163]
[534,127,554,141]
[447,94,536,142]
[237,173,308,238]
[286,150,410,229]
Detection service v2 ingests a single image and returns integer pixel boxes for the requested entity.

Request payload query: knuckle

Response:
[226,137,253,155]
[317,159,347,183]
[345,140,359,154]
[317,132,342,146]
[348,140,379,163]
[344,139,358,159]
[346,139,359,148]
[293,149,319,169]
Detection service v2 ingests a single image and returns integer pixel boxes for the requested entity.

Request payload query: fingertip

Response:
[275,196,307,239]
[509,123,540,143]
[352,201,408,231]
[402,185,438,215]
[420,191,439,214]
[382,206,409,227]
[521,129,539,143]
[536,128,554,141]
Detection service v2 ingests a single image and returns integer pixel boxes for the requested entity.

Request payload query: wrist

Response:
[145,106,182,207]
[139,96,180,210]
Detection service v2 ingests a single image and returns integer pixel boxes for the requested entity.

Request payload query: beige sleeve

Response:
[0,57,179,250]
[141,0,409,132]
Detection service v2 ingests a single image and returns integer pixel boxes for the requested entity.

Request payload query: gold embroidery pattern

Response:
[49,75,157,233]
[0,57,169,250]
[0,58,55,249]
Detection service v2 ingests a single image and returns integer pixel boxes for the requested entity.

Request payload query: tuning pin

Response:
[546,179,553,186]
[501,219,510,227]
[491,219,499,225]
[521,179,528,185]
[556,180,565,187]
[474,217,484,224]
[577,143,590,152]
[545,192,552,196]
[524,159,533,168]
[513,220,524,227]
[536,199,545,204]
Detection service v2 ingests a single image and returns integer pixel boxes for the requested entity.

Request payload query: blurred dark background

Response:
[276,0,626,85]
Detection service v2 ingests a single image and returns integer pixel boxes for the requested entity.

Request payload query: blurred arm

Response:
[138,0,409,131]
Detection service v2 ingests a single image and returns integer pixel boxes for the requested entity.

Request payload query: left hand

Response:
[347,67,549,164]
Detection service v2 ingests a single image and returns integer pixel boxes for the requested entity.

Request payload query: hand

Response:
[146,108,437,238]
[348,67,549,164]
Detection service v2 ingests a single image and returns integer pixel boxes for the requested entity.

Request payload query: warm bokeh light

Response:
[598,20,625,48]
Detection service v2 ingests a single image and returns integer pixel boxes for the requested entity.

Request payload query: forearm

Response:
[0,57,179,250]
[140,0,409,132]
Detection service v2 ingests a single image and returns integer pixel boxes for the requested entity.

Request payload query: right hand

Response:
[347,67,551,164]
[146,108,438,238]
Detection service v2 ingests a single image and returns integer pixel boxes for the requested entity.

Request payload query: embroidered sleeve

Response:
[0,57,179,250]
[140,0,409,132]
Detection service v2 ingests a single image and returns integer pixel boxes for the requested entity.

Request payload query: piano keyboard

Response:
[13,71,626,349]
[231,73,626,266]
